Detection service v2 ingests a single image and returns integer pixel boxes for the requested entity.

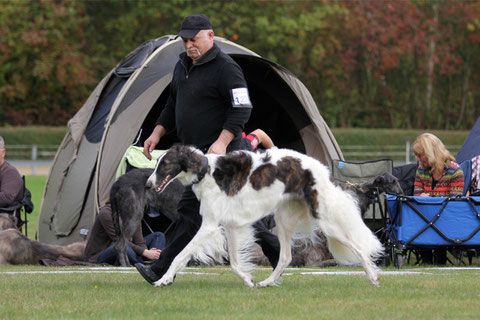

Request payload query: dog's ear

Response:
[374,175,385,185]
[177,146,203,173]
[177,147,190,172]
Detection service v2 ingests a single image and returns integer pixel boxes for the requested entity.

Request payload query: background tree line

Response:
[1,0,479,130]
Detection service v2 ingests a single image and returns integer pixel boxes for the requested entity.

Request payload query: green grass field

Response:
[24,175,46,240]
[1,265,480,319]
[7,174,480,319]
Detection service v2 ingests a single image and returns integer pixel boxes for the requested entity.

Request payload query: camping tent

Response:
[38,36,344,245]
[456,117,480,163]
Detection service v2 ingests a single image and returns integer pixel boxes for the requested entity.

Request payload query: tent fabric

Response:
[457,117,480,163]
[38,35,344,245]
[85,77,126,143]
[114,37,169,77]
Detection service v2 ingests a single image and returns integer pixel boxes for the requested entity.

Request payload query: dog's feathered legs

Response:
[154,221,226,287]
[225,225,256,287]
[113,206,143,267]
[256,201,305,287]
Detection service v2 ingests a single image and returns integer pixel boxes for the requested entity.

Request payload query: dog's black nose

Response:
[145,180,152,188]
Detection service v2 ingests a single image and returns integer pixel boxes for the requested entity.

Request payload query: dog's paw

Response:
[154,275,174,287]
[255,279,279,288]
[243,279,255,288]
[370,277,380,288]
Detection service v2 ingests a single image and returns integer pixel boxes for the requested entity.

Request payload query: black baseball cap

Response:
[176,14,213,39]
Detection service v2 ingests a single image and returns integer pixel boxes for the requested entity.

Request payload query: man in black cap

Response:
[135,14,280,285]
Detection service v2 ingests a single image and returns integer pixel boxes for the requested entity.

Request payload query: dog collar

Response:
[193,157,209,184]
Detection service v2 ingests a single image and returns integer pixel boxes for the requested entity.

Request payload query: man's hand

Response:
[142,248,162,260]
[207,129,234,154]
[143,125,166,160]
[207,140,228,154]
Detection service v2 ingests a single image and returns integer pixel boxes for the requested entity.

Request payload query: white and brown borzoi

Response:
[147,145,384,287]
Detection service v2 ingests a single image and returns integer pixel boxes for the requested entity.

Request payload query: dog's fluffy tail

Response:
[191,226,228,266]
[318,187,384,266]
[326,235,383,266]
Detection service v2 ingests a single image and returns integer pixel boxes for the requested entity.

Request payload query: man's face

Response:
[182,30,214,63]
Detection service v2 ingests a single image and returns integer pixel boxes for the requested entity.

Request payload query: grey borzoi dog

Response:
[111,168,183,267]
[0,214,85,265]
[341,172,404,216]
[146,145,384,287]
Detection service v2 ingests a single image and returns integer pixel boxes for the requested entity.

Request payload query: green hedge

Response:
[0,126,470,147]
[0,126,67,145]
[332,128,469,146]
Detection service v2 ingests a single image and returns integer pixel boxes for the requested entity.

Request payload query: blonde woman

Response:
[412,133,464,197]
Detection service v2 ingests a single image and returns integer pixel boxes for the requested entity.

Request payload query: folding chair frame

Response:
[0,176,34,236]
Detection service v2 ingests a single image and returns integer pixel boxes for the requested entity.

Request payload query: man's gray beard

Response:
[187,48,201,58]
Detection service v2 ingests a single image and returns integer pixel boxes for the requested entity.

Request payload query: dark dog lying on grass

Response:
[0,213,16,231]
[0,213,86,265]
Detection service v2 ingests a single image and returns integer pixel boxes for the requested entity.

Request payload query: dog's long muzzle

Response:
[145,180,153,188]
[145,173,156,189]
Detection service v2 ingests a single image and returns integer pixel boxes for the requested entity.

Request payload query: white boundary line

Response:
[3,266,477,276]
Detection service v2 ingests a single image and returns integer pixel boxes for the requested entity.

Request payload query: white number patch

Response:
[231,87,252,107]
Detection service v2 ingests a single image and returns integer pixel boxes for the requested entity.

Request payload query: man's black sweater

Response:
[156,43,252,150]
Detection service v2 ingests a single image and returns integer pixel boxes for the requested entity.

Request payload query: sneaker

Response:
[135,263,160,285]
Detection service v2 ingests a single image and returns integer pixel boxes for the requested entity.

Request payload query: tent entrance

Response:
[136,55,310,154]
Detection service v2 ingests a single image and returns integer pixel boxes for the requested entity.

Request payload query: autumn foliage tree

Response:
[0,1,96,125]
[1,0,479,129]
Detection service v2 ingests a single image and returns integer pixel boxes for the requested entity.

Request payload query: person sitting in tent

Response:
[412,133,464,197]
[0,136,24,212]
[84,202,166,265]
[135,14,280,285]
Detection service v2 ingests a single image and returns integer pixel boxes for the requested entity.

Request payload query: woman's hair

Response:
[412,133,455,174]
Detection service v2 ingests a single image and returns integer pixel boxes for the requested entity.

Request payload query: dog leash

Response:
[345,181,369,194]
